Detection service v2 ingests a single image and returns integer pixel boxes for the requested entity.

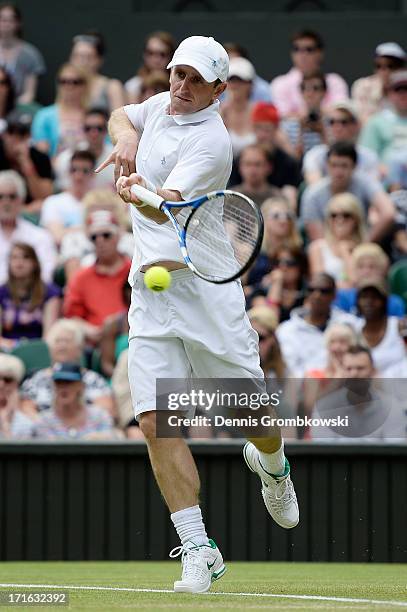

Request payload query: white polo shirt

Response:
[124,91,232,283]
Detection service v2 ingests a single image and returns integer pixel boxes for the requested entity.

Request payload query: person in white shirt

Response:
[0,170,56,284]
[96,35,299,594]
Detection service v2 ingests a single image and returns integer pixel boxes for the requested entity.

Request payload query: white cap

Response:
[228,57,256,81]
[167,36,229,83]
[330,100,359,120]
[375,42,406,60]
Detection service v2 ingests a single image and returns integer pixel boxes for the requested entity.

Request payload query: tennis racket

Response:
[130,183,264,284]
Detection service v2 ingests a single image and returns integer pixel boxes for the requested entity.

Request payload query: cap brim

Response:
[53,374,82,382]
[167,56,218,83]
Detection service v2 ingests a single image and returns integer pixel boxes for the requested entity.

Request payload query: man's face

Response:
[389,83,407,115]
[89,228,120,261]
[342,352,374,378]
[306,275,335,317]
[239,149,270,185]
[301,78,325,108]
[69,159,94,190]
[0,180,23,223]
[169,65,225,115]
[357,288,386,320]
[253,122,277,147]
[327,154,355,189]
[84,114,107,148]
[291,37,322,74]
[328,110,358,143]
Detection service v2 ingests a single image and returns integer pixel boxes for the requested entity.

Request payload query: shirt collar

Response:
[166,99,220,125]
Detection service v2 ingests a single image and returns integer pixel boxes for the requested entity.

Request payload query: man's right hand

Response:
[95,135,138,182]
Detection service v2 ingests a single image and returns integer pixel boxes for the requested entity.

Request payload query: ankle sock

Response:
[171,505,209,546]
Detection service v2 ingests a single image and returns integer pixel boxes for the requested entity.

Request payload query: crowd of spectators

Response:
[0,5,405,442]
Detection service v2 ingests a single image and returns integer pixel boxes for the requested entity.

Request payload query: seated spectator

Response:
[303,101,379,184]
[0,110,53,210]
[70,31,125,112]
[221,57,256,158]
[111,349,145,440]
[63,210,131,344]
[245,195,302,288]
[360,70,407,168]
[35,362,119,440]
[20,318,114,415]
[280,72,327,159]
[356,280,406,376]
[125,31,175,104]
[308,193,365,286]
[247,306,287,378]
[0,67,17,134]
[54,107,113,191]
[230,144,279,207]
[300,142,394,241]
[276,273,361,377]
[139,70,170,103]
[0,170,56,284]
[389,190,407,261]
[0,353,35,439]
[270,29,348,119]
[334,242,405,317]
[100,280,131,378]
[0,242,60,349]
[352,42,406,125]
[59,189,133,281]
[305,322,357,379]
[0,4,45,104]
[40,150,95,246]
[224,42,272,104]
[31,63,89,158]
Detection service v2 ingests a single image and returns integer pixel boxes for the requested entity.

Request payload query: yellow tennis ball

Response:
[144,266,172,292]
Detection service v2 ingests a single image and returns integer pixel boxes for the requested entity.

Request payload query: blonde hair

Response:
[0,169,26,200]
[0,353,25,383]
[325,193,365,244]
[324,323,357,348]
[82,189,131,230]
[56,62,90,108]
[46,318,84,350]
[261,195,302,254]
[351,242,389,271]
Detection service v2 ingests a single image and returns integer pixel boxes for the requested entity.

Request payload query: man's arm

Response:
[117,173,183,224]
[95,107,140,181]
[368,191,395,242]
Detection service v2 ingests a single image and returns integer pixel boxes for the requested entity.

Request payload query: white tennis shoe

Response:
[170,539,226,593]
[243,441,299,529]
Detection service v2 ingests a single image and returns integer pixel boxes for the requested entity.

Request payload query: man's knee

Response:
[138,411,157,440]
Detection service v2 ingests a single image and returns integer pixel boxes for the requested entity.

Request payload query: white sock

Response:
[171,505,209,546]
[258,441,286,476]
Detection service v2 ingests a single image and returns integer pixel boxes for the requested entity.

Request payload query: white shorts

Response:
[127,268,264,418]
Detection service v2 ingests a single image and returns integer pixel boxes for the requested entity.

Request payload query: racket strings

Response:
[185,193,262,281]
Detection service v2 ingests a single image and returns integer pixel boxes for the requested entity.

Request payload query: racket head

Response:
[183,190,264,284]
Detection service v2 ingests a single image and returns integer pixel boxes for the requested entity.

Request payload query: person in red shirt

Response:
[63,209,131,345]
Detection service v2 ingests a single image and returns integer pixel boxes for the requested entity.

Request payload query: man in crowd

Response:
[300,142,394,240]
[271,29,348,118]
[0,170,56,283]
[230,144,280,206]
[302,101,380,183]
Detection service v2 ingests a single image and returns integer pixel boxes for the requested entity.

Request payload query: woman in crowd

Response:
[0,242,61,349]
[0,353,35,439]
[20,318,115,417]
[139,70,170,103]
[220,57,256,158]
[308,193,365,287]
[246,195,302,293]
[0,3,45,104]
[305,322,357,379]
[31,62,89,157]
[125,31,175,104]
[70,31,125,112]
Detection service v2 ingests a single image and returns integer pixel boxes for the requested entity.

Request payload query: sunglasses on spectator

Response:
[0,192,18,200]
[69,166,92,175]
[292,44,318,53]
[90,232,114,242]
[268,211,293,221]
[0,375,15,383]
[328,117,355,126]
[277,258,298,267]
[84,124,106,133]
[329,211,353,220]
[374,60,399,70]
[144,48,168,58]
[300,83,325,92]
[58,78,85,86]
[307,286,333,295]
[391,84,407,93]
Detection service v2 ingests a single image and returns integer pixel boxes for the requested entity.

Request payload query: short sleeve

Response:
[40,195,59,225]
[123,94,160,132]
[302,146,325,175]
[44,282,62,300]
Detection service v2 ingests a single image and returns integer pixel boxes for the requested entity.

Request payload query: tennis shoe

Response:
[170,538,226,593]
[243,441,299,529]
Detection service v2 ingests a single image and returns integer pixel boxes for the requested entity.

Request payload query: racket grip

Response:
[130,184,164,210]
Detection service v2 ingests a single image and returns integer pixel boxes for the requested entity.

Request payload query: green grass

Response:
[0,562,406,610]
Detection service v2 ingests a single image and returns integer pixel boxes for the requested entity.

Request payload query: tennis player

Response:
[96,35,299,594]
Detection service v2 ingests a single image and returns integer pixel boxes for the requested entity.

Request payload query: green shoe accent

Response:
[259,457,290,480]
[211,565,227,582]
[208,539,217,550]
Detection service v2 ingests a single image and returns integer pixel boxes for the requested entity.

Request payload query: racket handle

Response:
[130,184,164,210]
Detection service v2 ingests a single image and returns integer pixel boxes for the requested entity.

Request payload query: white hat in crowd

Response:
[228,57,256,82]
[375,42,406,60]
[167,35,229,83]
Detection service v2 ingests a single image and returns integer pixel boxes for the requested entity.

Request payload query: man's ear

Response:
[213,82,227,99]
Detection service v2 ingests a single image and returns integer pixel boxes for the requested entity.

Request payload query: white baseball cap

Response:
[375,42,406,60]
[167,35,229,83]
[228,57,256,81]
